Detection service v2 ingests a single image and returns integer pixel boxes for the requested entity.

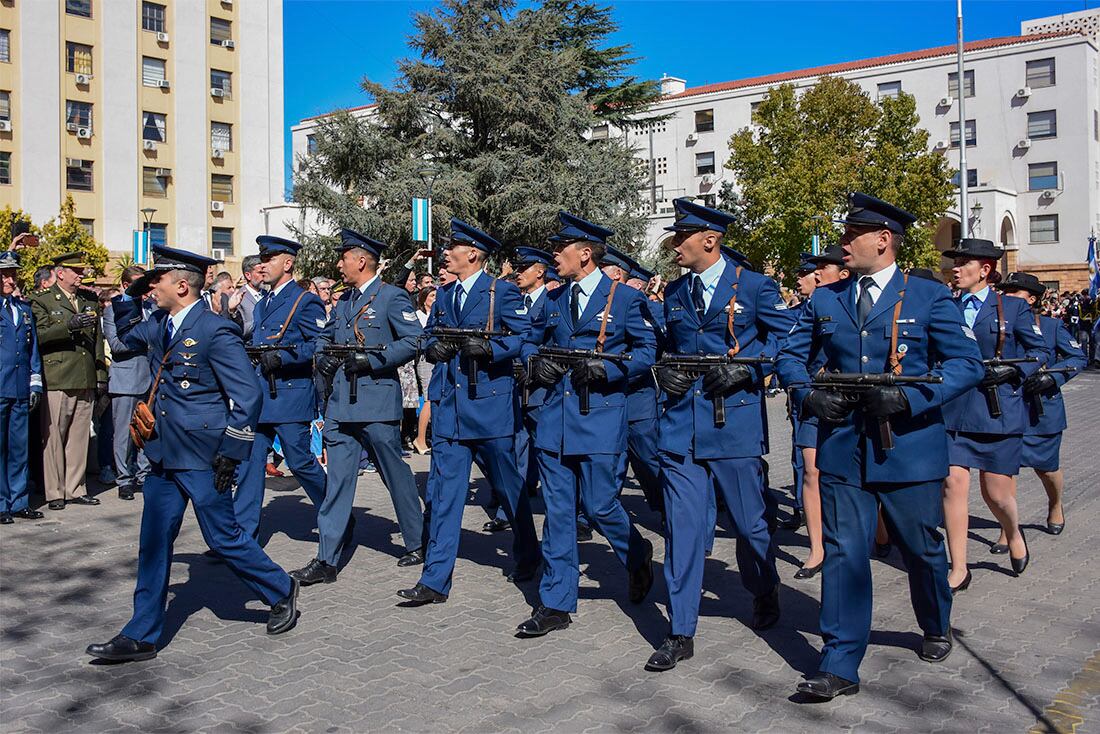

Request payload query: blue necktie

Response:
[857,276,874,326]
[454,283,465,315]
[691,275,706,318]
[964,295,981,328]
[165,318,175,350]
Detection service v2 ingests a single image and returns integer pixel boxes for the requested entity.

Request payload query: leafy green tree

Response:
[3,197,109,290]
[723,76,955,284]
[292,0,658,277]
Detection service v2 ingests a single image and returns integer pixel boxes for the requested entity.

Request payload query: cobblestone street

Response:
[2,373,1098,733]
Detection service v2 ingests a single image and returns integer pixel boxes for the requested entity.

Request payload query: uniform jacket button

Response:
[861,356,869,363]
[861,330,868,337]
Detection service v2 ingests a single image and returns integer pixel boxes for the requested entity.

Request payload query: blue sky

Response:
[283,0,1098,193]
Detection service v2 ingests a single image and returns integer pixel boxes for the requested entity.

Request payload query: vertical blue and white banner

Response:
[1087,234,1098,299]
[132,229,149,265]
[412,197,429,242]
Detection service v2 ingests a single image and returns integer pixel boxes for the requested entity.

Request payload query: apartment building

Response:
[0,0,284,268]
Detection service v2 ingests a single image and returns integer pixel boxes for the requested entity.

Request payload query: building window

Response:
[701,194,717,208]
[65,42,93,75]
[950,168,978,188]
[66,100,93,130]
[750,101,762,121]
[210,17,232,45]
[0,91,9,122]
[142,57,166,86]
[306,134,317,155]
[211,122,232,151]
[695,152,715,176]
[1027,110,1057,139]
[0,152,10,185]
[210,69,232,97]
[947,70,975,98]
[142,111,166,142]
[0,30,10,63]
[78,219,94,237]
[1028,162,1058,191]
[211,227,234,256]
[694,109,714,133]
[877,81,902,100]
[65,0,92,18]
[1029,214,1059,243]
[949,119,976,148]
[590,124,609,141]
[66,159,93,191]
[143,167,168,197]
[146,223,167,247]
[142,2,166,33]
[1026,58,1056,88]
[211,174,233,203]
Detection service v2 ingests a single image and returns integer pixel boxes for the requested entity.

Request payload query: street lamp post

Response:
[138,207,157,265]
[418,163,440,274]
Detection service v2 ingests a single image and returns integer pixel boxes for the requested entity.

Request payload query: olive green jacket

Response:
[29,284,107,390]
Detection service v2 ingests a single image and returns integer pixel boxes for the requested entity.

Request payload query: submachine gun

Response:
[654,353,775,427]
[981,357,1039,418]
[244,344,298,399]
[529,346,632,416]
[318,343,388,403]
[808,371,944,451]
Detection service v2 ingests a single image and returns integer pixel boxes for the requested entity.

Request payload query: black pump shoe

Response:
[1010,531,1030,576]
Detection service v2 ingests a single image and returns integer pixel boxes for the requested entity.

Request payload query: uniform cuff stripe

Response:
[225,426,254,441]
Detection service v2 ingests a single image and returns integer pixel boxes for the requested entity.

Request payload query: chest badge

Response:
[183,338,198,347]
[180,352,196,360]
[897,344,909,354]
[180,380,191,389]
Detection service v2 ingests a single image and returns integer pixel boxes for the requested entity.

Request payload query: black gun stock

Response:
[982,358,1039,418]
[1026,367,1078,417]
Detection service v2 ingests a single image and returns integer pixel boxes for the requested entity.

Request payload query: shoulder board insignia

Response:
[402,311,417,321]
[316,318,326,328]
[1031,324,1043,336]
[1069,339,1081,348]
[773,302,787,311]
[962,326,976,340]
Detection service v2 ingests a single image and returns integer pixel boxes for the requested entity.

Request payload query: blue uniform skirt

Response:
[1022,433,1061,472]
[947,431,1022,475]
[794,415,818,449]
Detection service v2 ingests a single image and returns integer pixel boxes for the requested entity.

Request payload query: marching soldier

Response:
[782,254,816,540]
[646,199,795,671]
[87,245,299,662]
[29,252,107,510]
[941,239,1049,590]
[233,236,328,540]
[291,229,425,585]
[514,212,657,637]
[0,250,45,524]
[398,219,539,605]
[997,272,1086,536]
[777,192,984,699]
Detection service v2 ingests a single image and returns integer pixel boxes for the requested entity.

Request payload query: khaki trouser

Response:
[41,389,94,501]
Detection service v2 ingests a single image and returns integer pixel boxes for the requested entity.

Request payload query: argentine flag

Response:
[1089,234,1099,299]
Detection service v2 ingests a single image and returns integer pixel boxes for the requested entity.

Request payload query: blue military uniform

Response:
[786,254,817,517]
[109,245,294,646]
[777,193,984,689]
[522,212,658,616]
[415,220,539,597]
[306,229,425,573]
[0,250,44,520]
[656,199,796,641]
[234,236,329,539]
[514,248,556,498]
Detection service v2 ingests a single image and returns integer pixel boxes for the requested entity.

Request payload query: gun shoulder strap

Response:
[887,273,910,375]
[144,348,173,405]
[724,266,743,357]
[351,288,382,346]
[595,280,619,354]
[266,290,309,341]
[994,291,1006,358]
[485,278,497,331]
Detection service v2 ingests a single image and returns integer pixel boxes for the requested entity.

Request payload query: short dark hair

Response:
[33,266,53,289]
[890,230,906,252]
[417,285,436,311]
[170,269,204,292]
[215,271,234,286]
[120,265,146,286]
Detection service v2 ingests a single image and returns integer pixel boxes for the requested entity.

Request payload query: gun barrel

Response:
[984,357,1039,364]
[539,347,632,362]
[813,372,943,385]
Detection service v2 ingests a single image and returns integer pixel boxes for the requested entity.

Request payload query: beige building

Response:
[0,0,285,270]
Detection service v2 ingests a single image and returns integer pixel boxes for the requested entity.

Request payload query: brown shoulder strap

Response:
[994,292,1006,358]
[145,348,173,405]
[887,273,910,375]
[485,278,497,331]
[725,266,743,357]
[267,290,310,342]
[351,289,382,345]
[595,280,619,354]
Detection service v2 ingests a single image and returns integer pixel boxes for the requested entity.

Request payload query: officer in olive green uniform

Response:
[28,252,107,509]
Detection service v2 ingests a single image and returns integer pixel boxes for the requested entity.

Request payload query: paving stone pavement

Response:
[2,373,1098,733]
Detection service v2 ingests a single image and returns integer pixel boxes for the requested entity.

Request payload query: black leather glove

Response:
[530,356,568,387]
[460,336,494,360]
[981,364,1021,388]
[802,389,857,423]
[316,354,342,378]
[67,312,97,331]
[861,385,910,418]
[28,392,40,412]
[656,366,694,398]
[343,351,373,377]
[213,454,240,494]
[258,351,283,376]
[571,358,607,388]
[426,340,458,364]
[513,361,528,385]
[1023,371,1057,395]
[702,363,753,398]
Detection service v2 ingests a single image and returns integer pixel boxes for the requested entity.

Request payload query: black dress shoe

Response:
[950,570,972,595]
[0,513,12,525]
[1010,531,1029,576]
[628,539,655,604]
[396,582,447,605]
[516,606,571,637]
[989,543,1009,555]
[86,634,157,662]
[794,561,823,580]
[576,523,593,542]
[918,632,953,663]
[397,548,425,567]
[751,586,781,630]
[779,510,805,530]
[645,635,694,671]
[69,496,100,506]
[483,518,511,533]
[267,579,300,635]
[13,508,44,520]
[118,486,135,501]
[48,500,65,511]
[796,672,859,700]
[290,558,337,586]
[506,565,538,583]
[873,542,891,558]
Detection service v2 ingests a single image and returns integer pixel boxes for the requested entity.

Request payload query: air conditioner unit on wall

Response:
[221,40,235,50]
[143,140,157,151]
[76,127,92,139]
[701,173,715,185]
[1039,189,1057,201]
[939,96,953,107]
[212,248,227,260]
[75,73,92,85]
[0,120,11,132]
[933,140,948,151]
[154,167,172,177]
[211,88,225,98]
[66,123,79,132]
[210,201,224,212]
[157,79,171,89]
[1016,86,1032,99]
[211,148,224,159]
[65,158,81,167]
[1018,139,1032,150]
[686,132,698,143]
[156,32,169,43]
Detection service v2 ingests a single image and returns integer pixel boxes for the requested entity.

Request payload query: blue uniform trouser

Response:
[661,452,778,637]
[493,411,540,523]
[121,466,292,645]
[318,419,423,566]
[235,422,328,539]
[790,414,805,511]
[420,436,539,595]
[817,473,952,683]
[0,397,31,514]
[539,450,648,613]
[618,417,664,516]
